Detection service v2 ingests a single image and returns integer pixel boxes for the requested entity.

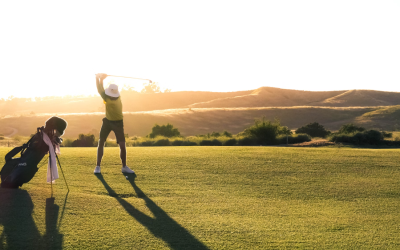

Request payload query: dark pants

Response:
[99,118,125,143]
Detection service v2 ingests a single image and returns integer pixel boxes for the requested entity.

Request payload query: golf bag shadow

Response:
[0,117,67,189]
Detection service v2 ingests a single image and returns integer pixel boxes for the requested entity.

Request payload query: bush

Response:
[382,131,393,138]
[243,118,285,145]
[211,139,222,146]
[0,136,4,140]
[172,140,183,146]
[238,137,256,146]
[141,141,153,146]
[210,132,221,137]
[181,141,197,146]
[278,126,293,135]
[277,134,311,144]
[364,130,383,144]
[71,134,96,147]
[223,131,232,137]
[329,130,384,145]
[105,140,118,147]
[149,123,180,138]
[338,124,365,134]
[295,122,331,138]
[199,139,222,146]
[223,138,237,146]
[153,139,170,146]
[61,138,73,147]
[200,140,212,146]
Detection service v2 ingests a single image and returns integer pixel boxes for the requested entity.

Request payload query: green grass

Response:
[1,147,400,249]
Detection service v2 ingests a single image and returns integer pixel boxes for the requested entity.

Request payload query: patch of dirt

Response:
[0,127,18,137]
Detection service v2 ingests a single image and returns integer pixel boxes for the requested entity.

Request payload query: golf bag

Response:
[0,117,67,189]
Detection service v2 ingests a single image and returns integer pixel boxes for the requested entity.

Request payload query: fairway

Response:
[1,147,400,249]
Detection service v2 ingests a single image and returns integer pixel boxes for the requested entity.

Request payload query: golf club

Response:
[95,74,152,83]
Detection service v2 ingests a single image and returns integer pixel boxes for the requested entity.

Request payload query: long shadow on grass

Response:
[0,189,65,250]
[96,174,209,250]
[0,189,41,249]
[43,197,63,250]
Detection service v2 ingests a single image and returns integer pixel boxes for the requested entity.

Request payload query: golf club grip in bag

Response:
[0,127,49,188]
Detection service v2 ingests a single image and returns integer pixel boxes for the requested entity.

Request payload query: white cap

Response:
[105,84,120,98]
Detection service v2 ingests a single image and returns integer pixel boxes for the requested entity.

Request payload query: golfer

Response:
[94,73,135,174]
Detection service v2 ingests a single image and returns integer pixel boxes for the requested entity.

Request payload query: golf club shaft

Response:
[97,74,152,83]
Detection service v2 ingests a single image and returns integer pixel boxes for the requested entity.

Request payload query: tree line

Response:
[63,118,398,147]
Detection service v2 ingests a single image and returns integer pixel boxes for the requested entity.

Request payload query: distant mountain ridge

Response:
[2,87,400,137]
[189,87,400,108]
[2,87,400,117]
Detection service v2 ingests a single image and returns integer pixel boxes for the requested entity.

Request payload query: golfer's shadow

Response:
[0,189,63,250]
[96,174,209,250]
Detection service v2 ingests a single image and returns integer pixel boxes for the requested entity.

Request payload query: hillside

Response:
[189,87,345,108]
[189,88,400,108]
[0,107,378,138]
[3,87,400,117]
[0,90,252,116]
[2,87,400,138]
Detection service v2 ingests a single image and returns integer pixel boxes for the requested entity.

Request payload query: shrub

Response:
[149,124,180,138]
[364,130,383,144]
[211,139,222,146]
[0,136,4,140]
[210,132,221,137]
[172,140,183,146]
[278,126,293,135]
[329,130,384,145]
[199,139,222,146]
[105,140,118,147]
[338,124,365,134]
[244,118,276,144]
[72,134,96,147]
[295,122,331,138]
[277,134,311,144]
[223,131,232,137]
[200,140,213,146]
[153,139,170,146]
[238,137,256,146]
[223,138,237,146]
[61,138,74,147]
[243,118,288,145]
[181,141,197,146]
[382,131,393,138]
[141,141,153,146]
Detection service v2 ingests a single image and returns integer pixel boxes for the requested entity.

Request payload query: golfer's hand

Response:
[96,73,108,80]
[100,73,108,80]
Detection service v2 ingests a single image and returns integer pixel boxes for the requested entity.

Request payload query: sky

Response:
[0,1,399,99]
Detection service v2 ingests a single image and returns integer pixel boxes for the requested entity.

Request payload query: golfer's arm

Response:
[96,77,107,100]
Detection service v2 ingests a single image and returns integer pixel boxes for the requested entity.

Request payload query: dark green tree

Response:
[338,124,365,134]
[71,134,96,147]
[243,118,288,145]
[295,122,331,138]
[149,124,181,138]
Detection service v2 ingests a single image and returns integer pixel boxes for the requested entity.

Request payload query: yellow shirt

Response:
[97,83,123,121]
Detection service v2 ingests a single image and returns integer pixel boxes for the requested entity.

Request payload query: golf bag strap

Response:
[4,146,24,162]
[4,128,42,162]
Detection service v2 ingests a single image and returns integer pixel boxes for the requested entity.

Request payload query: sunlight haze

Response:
[0,0,399,99]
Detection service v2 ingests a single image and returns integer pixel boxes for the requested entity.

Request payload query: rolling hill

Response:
[1,87,400,138]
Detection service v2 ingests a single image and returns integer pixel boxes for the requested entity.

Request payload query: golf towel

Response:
[42,133,60,183]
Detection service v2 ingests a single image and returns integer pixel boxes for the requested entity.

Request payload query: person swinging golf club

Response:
[94,73,135,174]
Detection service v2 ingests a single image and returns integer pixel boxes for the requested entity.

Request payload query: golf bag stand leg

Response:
[56,154,70,192]
[50,156,53,198]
